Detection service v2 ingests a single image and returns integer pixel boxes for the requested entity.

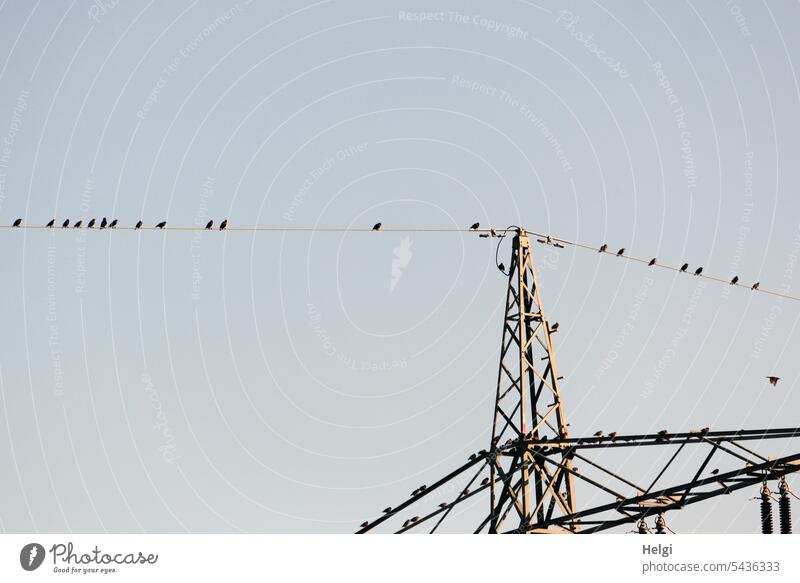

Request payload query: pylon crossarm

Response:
[517,450,800,533]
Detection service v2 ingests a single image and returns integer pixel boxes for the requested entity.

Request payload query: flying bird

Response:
[109,219,117,228]
[87,219,96,228]
[694,267,703,276]
[599,244,608,253]
[135,220,142,229]
[219,219,227,231]
[730,276,739,285]
[680,263,689,272]
[74,220,82,228]
[372,222,381,231]
[46,219,55,228]
[62,219,70,228]
[205,220,213,230]
[648,258,656,266]
[616,248,625,256]
[767,376,780,386]
[100,217,107,229]
[752,282,760,290]
[470,222,480,230]
[155,221,166,229]
[12,218,22,227]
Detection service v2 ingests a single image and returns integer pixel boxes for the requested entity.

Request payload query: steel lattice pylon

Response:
[489,230,577,532]
[356,228,800,534]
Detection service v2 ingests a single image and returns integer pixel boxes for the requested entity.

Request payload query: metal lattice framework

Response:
[356,229,800,534]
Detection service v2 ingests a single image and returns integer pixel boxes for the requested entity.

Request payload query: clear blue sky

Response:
[0,0,799,533]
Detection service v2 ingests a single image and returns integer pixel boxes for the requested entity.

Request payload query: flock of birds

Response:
[7,217,228,230]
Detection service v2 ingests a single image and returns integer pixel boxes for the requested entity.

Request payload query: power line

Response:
[2,222,798,302]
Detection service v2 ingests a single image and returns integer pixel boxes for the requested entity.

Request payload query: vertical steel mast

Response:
[489,229,577,532]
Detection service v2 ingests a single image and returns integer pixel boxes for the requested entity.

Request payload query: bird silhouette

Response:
[616,248,625,256]
[593,431,604,437]
[700,427,710,434]
[100,217,107,229]
[135,220,142,229]
[360,521,369,528]
[730,276,739,285]
[62,219,70,228]
[680,263,689,272]
[490,228,497,237]
[658,430,669,439]
[219,219,227,230]
[479,233,489,238]
[694,267,703,276]
[46,219,55,228]
[87,219,96,228]
[74,220,82,228]
[767,376,780,386]
[648,258,656,266]
[438,502,448,508]
[711,469,719,476]
[470,222,479,230]
[550,322,559,332]
[372,222,381,231]
[12,218,22,227]
[481,477,490,486]
[468,453,476,461]
[382,507,392,514]
[155,221,166,229]
[599,244,607,253]
[609,431,618,441]
[109,219,117,228]
[752,282,760,290]
[498,263,505,273]
[205,220,213,230]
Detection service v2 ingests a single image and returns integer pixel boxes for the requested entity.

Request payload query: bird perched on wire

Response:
[680,263,689,272]
[62,219,70,228]
[12,218,22,227]
[730,276,739,285]
[109,219,118,228]
[155,221,166,229]
[46,219,55,228]
[609,431,618,441]
[205,220,213,230]
[648,258,656,266]
[74,220,83,228]
[694,267,703,276]
[219,219,227,231]
[599,244,608,253]
[100,217,107,229]
[752,282,760,290]
[470,222,480,230]
[616,248,625,256]
[372,222,382,231]
[490,228,497,237]
[135,220,143,229]
[767,376,780,386]
[87,218,96,228]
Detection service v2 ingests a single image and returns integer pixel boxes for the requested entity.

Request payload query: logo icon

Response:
[390,236,413,292]
[20,543,46,571]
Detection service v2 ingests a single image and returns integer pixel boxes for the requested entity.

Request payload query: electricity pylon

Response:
[356,228,800,534]
[489,230,576,532]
